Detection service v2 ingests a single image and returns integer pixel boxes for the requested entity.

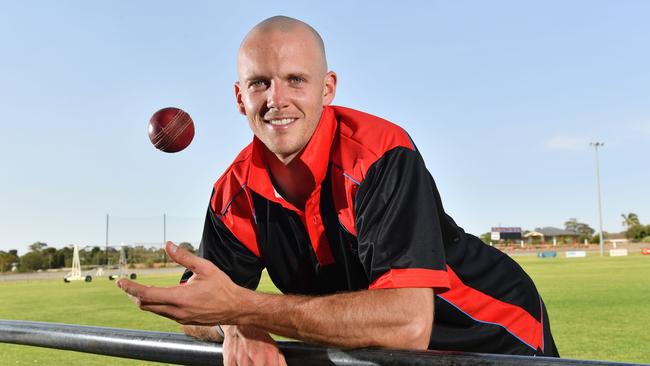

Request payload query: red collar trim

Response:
[247,106,337,211]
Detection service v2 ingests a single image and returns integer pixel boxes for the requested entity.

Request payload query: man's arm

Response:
[237,286,433,349]
[118,242,433,350]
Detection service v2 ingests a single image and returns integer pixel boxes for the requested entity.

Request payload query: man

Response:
[118,15,558,365]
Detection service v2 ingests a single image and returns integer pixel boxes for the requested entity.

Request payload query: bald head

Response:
[233,15,337,164]
[238,16,328,76]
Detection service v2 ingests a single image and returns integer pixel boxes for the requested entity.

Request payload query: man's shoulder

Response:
[330,106,416,180]
[332,105,415,157]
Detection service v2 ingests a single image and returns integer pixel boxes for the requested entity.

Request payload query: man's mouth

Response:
[265,118,297,126]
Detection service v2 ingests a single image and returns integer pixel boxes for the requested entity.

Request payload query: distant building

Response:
[490,227,522,243]
[604,232,629,246]
[524,227,578,245]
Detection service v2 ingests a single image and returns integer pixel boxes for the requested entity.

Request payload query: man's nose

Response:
[266,81,289,110]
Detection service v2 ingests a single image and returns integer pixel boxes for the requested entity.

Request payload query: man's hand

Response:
[182,325,224,342]
[181,324,286,365]
[222,325,287,366]
[116,241,245,325]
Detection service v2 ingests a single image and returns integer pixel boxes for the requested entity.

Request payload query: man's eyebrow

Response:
[287,72,310,80]
[243,74,269,82]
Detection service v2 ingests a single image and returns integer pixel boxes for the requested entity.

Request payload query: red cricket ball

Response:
[148,107,195,153]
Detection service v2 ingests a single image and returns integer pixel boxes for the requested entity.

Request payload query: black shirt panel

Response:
[431,297,541,356]
[181,205,263,290]
[444,230,543,322]
[252,190,355,295]
[354,146,448,285]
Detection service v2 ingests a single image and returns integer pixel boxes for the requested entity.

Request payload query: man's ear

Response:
[322,71,337,106]
[234,82,246,115]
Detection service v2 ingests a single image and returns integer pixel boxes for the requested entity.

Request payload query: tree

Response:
[53,248,67,268]
[19,252,45,272]
[621,214,650,241]
[29,241,48,253]
[564,218,579,234]
[90,246,104,266]
[627,224,650,241]
[42,247,57,269]
[0,251,20,272]
[564,218,594,242]
[621,213,640,230]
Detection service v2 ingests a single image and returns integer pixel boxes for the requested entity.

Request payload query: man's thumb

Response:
[165,241,211,274]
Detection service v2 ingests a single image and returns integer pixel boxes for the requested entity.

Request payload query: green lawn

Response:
[514,254,650,363]
[0,274,186,365]
[0,254,648,364]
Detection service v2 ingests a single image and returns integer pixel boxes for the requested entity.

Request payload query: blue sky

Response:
[1,1,648,254]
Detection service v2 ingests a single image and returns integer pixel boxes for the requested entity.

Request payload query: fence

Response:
[0,320,645,366]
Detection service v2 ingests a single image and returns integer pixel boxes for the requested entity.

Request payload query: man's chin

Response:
[267,146,302,164]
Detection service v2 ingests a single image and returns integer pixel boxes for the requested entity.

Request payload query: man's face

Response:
[235,28,336,163]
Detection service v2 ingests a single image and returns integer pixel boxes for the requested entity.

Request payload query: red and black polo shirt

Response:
[181,105,558,357]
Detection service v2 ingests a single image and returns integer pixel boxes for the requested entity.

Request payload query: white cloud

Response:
[544,135,586,151]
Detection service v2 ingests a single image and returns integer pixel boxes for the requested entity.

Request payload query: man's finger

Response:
[116,278,143,297]
[165,241,214,275]
[117,278,178,305]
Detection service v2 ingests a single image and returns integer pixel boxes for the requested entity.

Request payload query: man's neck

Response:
[265,150,315,211]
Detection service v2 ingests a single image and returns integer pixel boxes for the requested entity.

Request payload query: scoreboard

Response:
[490,227,523,241]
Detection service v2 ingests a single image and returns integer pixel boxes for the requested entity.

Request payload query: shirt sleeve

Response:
[354,146,450,292]
[180,205,264,290]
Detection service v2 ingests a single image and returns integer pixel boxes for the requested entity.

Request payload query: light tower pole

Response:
[105,214,109,265]
[163,213,167,267]
[590,142,605,256]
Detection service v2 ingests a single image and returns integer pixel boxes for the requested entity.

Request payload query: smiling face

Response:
[235,20,336,164]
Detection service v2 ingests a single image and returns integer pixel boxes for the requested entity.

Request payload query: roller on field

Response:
[63,244,137,283]
[107,245,137,281]
[63,245,93,283]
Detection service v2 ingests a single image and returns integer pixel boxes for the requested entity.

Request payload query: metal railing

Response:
[0,320,645,366]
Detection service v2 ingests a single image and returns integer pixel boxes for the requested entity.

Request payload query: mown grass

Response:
[0,255,648,364]
[0,274,186,365]
[513,254,650,363]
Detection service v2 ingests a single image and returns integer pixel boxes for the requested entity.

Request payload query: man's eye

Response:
[289,77,305,85]
[250,80,268,89]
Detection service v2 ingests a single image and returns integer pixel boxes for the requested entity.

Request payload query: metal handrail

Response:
[0,320,645,366]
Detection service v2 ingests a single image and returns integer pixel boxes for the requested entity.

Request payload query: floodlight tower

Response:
[590,142,605,256]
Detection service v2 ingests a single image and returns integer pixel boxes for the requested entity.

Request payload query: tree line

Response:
[0,242,195,273]
[479,213,650,246]
[4,214,649,272]
[563,213,650,242]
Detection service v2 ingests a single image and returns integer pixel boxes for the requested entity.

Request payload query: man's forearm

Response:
[233,287,433,350]
[119,243,433,351]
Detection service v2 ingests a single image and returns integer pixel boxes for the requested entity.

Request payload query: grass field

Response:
[0,254,648,365]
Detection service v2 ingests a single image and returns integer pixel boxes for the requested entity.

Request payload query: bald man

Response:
[118,16,558,364]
